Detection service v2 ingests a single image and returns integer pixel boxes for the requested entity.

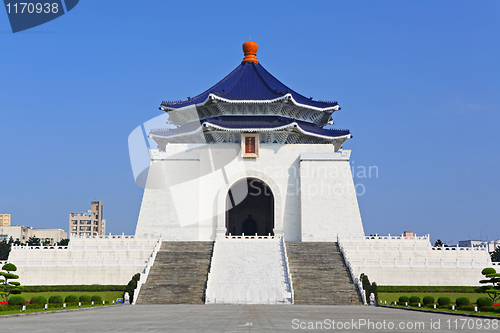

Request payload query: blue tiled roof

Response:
[150,116,350,138]
[161,62,339,110]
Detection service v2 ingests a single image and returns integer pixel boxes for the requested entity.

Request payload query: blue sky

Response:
[1,1,499,244]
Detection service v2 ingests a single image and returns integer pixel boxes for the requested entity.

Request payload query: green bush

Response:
[30,295,47,305]
[456,297,470,307]
[409,296,420,304]
[64,295,79,303]
[437,297,451,306]
[8,296,26,306]
[425,304,436,309]
[79,295,91,303]
[0,305,22,311]
[458,305,475,311]
[398,296,409,305]
[480,306,497,313]
[91,295,102,303]
[423,296,435,305]
[476,297,494,308]
[409,302,419,307]
[439,304,452,310]
[48,295,63,304]
[26,304,44,310]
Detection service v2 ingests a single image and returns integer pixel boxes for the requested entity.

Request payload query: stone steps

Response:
[135,241,214,304]
[205,238,292,304]
[286,242,362,305]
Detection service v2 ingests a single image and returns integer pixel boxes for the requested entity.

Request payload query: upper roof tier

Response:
[160,42,340,112]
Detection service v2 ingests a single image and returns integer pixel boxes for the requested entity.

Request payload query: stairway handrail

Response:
[337,236,367,305]
[281,236,294,304]
[132,235,163,305]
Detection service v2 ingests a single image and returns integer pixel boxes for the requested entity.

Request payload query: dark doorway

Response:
[225,178,274,236]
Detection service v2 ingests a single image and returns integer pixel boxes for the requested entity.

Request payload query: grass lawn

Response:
[0,302,117,316]
[18,291,124,304]
[382,303,500,317]
[378,292,489,305]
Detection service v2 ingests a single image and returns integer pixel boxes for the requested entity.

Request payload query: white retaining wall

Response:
[339,235,497,286]
[7,235,158,285]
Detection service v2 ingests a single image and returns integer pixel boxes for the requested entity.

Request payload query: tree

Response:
[57,239,70,246]
[27,236,41,246]
[0,263,21,302]
[491,247,500,262]
[476,267,500,304]
[0,240,11,260]
[434,239,443,247]
[360,273,371,302]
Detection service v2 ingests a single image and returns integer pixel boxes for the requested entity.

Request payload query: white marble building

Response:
[5,42,496,289]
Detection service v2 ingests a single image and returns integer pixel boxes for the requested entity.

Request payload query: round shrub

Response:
[30,295,47,305]
[477,297,494,308]
[91,295,102,303]
[456,297,470,307]
[64,295,79,303]
[409,296,421,304]
[438,297,451,306]
[8,296,26,306]
[48,295,63,304]
[79,295,91,303]
[398,296,409,305]
[423,296,435,305]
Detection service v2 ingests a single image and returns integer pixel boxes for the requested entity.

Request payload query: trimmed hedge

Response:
[480,306,500,313]
[79,295,91,303]
[64,295,79,303]
[477,297,494,308]
[8,296,26,306]
[48,295,63,304]
[438,297,451,306]
[91,295,102,303]
[377,286,478,293]
[20,285,127,293]
[439,304,452,309]
[423,296,435,305]
[456,297,470,306]
[30,295,47,305]
[409,296,421,304]
[458,305,475,311]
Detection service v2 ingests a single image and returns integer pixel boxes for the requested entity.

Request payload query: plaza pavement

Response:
[0,304,494,332]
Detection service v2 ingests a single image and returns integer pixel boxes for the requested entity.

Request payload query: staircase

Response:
[285,242,362,305]
[205,237,292,304]
[135,241,213,304]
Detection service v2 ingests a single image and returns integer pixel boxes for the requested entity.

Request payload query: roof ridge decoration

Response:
[160,42,340,111]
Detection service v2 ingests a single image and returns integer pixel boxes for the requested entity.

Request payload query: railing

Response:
[337,237,367,305]
[351,258,494,268]
[11,245,68,250]
[342,244,489,253]
[132,235,163,305]
[224,234,279,240]
[347,234,431,241]
[69,233,145,239]
[9,258,147,267]
[280,237,294,304]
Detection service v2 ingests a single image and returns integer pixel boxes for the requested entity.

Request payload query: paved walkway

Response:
[1,305,495,332]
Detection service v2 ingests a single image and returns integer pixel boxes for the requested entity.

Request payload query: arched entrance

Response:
[225,178,274,236]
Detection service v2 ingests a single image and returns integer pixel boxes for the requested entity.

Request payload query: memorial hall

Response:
[5,42,495,305]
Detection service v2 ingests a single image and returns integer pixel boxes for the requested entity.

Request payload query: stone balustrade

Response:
[132,236,162,305]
